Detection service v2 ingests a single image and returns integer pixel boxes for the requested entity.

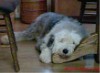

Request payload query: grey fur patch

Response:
[17,12,89,41]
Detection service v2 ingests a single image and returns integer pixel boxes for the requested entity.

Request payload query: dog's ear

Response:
[47,35,54,47]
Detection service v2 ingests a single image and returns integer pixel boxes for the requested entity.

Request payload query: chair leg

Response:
[79,2,86,23]
[95,1,99,63]
[3,14,20,72]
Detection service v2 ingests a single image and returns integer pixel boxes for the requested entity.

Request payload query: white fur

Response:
[39,29,82,63]
[70,31,82,45]
[1,35,9,44]
[53,30,82,55]
[1,32,26,44]
[41,29,82,59]
[39,48,51,63]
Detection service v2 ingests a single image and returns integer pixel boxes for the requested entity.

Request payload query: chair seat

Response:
[0,7,12,13]
[0,0,20,13]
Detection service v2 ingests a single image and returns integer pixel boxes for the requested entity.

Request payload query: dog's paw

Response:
[1,35,9,44]
[40,53,51,63]
[40,49,51,63]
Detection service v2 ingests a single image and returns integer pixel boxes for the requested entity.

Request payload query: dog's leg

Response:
[39,35,52,63]
[39,47,52,63]
[84,54,95,68]
[1,32,25,44]
[0,20,41,44]
[38,34,54,63]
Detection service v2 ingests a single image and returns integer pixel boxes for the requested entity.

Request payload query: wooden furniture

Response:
[78,0,98,23]
[78,0,99,63]
[20,0,47,24]
[53,0,81,16]
[0,0,20,72]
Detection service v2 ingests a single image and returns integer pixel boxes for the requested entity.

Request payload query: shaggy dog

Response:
[1,12,94,67]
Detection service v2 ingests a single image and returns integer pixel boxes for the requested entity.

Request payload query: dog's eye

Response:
[42,41,45,43]
[73,42,75,44]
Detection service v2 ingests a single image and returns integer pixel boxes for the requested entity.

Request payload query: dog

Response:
[1,12,94,67]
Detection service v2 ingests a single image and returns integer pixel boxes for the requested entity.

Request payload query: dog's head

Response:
[52,30,82,56]
[40,29,82,56]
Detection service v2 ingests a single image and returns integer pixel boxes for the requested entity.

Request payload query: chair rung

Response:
[81,17,96,24]
[84,13,96,16]
[0,44,10,48]
[0,29,7,33]
[0,18,4,20]
[0,24,6,27]
[81,21,96,24]
[86,2,97,4]
[82,19,96,22]
[85,8,96,11]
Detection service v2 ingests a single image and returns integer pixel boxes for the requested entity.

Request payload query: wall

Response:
[54,0,81,16]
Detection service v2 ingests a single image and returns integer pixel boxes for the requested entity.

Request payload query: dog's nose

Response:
[63,49,68,54]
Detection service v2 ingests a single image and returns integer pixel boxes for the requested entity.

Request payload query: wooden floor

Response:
[0,13,99,72]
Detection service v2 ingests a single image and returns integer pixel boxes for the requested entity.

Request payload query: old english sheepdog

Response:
[1,12,94,67]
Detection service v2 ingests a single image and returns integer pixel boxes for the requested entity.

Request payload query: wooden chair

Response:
[78,0,99,63]
[0,0,20,72]
[78,0,98,23]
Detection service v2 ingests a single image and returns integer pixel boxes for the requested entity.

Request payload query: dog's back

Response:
[1,12,88,44]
